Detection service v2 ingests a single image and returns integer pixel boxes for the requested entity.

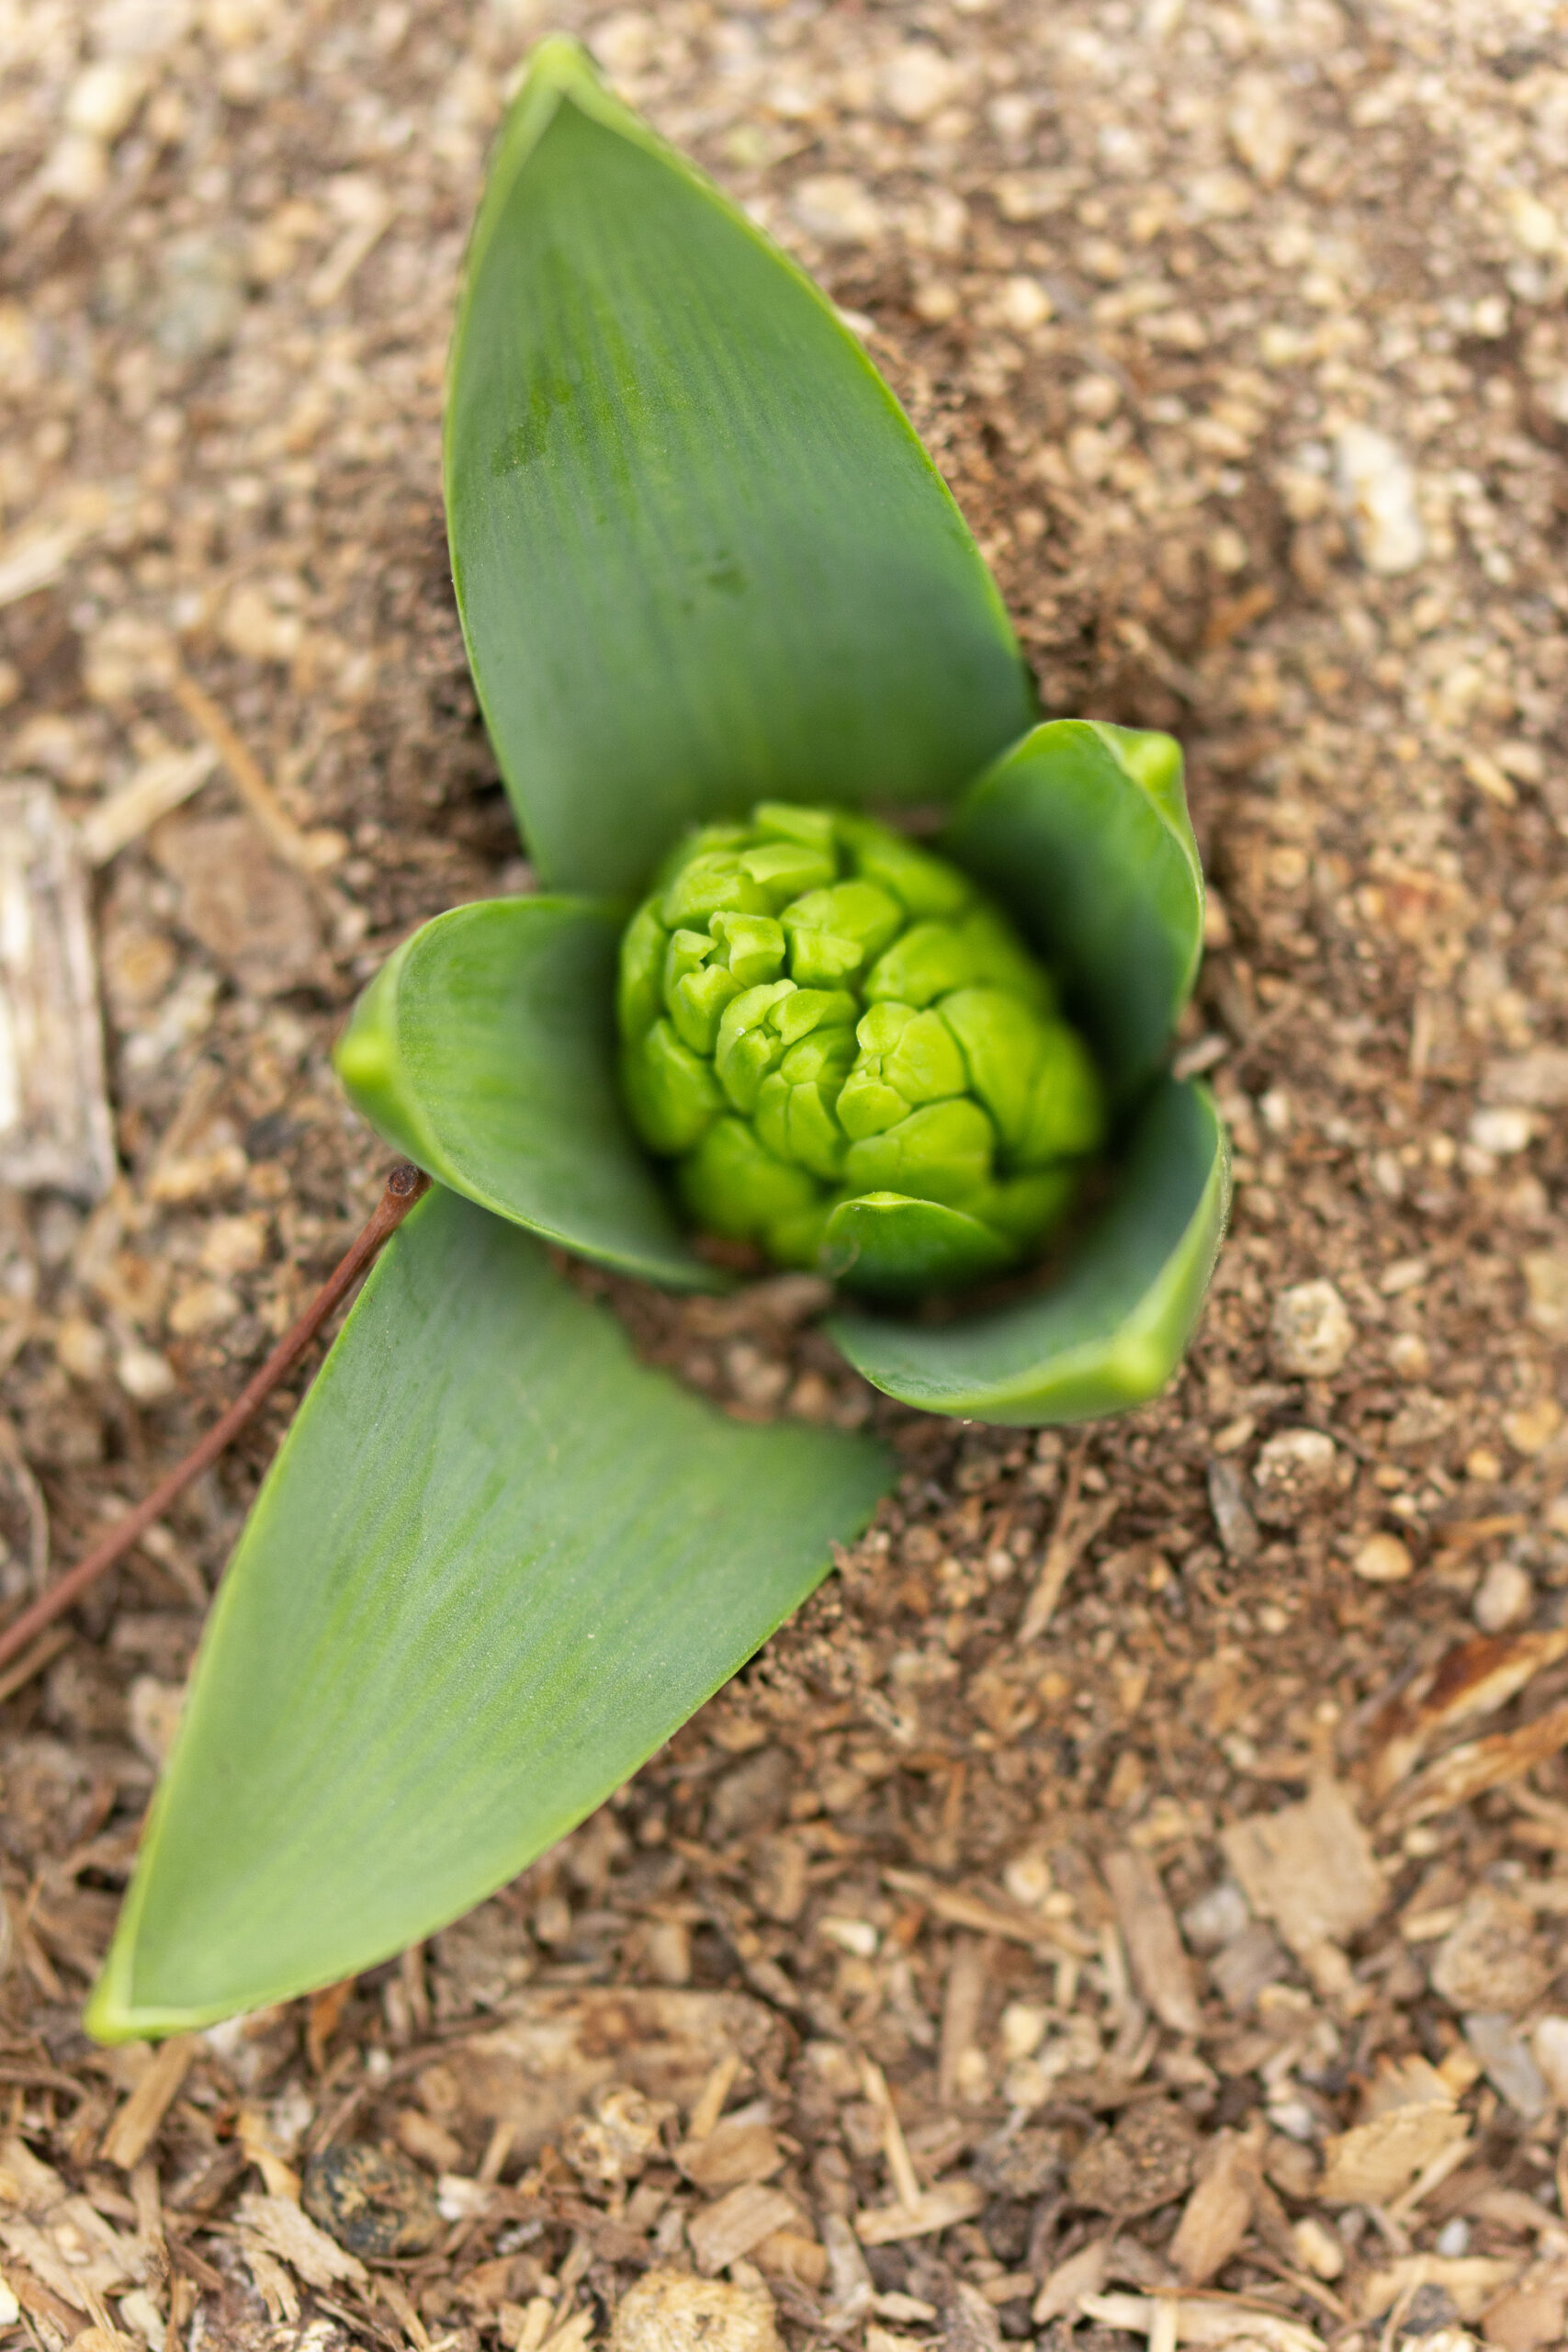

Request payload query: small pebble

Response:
[791,175,882,245]
[1436,2218,1472,2258]
[302,2143,441,2257]
[1335,424,1426,575]
[1269,1280,1355,1378]
[1473,1556,1532,1633]
[1179,1880,1250,1954]
[1253,1428,1337,1523]
[1352,1532,1414,1585]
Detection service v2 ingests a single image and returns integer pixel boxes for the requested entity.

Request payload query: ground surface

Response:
[2,0,1568,2346]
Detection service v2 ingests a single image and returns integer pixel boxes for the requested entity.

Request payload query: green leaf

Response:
[334,896,713,1289]
[827,1079,1229,1427]
[824,1193,1014,1299]
[942,720,1205,1097]
[87,1189,892,2038]
[446,36,1033,899]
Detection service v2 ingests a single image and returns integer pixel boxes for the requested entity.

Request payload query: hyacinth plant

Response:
[86,38,1227,2039]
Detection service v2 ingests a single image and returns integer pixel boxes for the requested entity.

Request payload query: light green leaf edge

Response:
[446,35,1035,899]
[334,895,714,1290]
[87,1189,892,2039]
[942,719,1205,1099]
[824,1193,1015,1299]
[827,1079,1229,1427]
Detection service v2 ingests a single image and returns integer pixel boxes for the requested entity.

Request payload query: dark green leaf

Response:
[942,720,1205,1097]
[88,1189,892,2037]
[334,896,713,1288]
[827,1079,1229,1426]
[446,37,1033,898]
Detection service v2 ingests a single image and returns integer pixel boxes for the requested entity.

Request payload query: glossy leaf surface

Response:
[942,720,1204,1097]
[828,1080,1228,1427]
[446,37,1033,898]
[88,1189,892,2038]
[824,1193,1014,1299]
[334,896,712,1289]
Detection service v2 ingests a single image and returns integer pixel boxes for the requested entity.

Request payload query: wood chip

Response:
[0,782,116,1199]
[884,1868,1092,1955]
[0,491,111,608]
[1384,1698,1568,1826]
[686,2182,799,2275]
[78,742,218,866]
[0,2256,84,2336]
[235,2191,368,2292]
[1033,2236,1111,2326]
[1222,1781,1383,1995]
[100,2037,196,2170]
[860,2055,921,2212]
[854,2177,986,2245]
[1364,1628,1568,1798]
[1355,2253,1518,2322]
[685,2051,741,2143]
[1019,1448,1120,1639]
[446,1988,785,2154]
[1318,2098,1468,2206]
[1168,2130,1260,2285]
[1104,1849,1202,2035]
[677,2104,783,2194]
[1078,2290,1321,2349]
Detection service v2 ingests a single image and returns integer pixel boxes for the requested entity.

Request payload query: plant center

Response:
[616,802,1106,1284]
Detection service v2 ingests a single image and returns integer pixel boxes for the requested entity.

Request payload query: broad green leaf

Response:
[828,1080,1228,1427]
[824,1193,1013,1299]
[87,1188,891,2038]
[942,721,1204,1097]
[334,896,713,1289]
[446,37,1033,899]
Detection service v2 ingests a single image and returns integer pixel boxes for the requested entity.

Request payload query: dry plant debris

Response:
[3,0,1568,2346]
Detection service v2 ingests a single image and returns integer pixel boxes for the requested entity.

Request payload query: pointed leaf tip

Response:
[943,719,1205,1098]
[446,39,1032,896]
[91,1190,892,2036]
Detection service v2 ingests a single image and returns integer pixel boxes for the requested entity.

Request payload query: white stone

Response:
[1228,73,1298,188]
[1335,424,1425,575]
[1269,1279,1355,1378]
[1254,1428,1337,1522]
[1530,2014,1568,2107]
[1469,1106,1533,1155]
[881,43,958,124]
[792,175,882,246]
[1505,188,1561,256]
[65,57,149,140]
[998,275,1051,332]
[1473,1557,1532,1634]
[1352,1533,1414,1585]
[118,1338,177,1403]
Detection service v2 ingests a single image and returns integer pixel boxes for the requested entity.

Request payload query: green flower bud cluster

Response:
[617,802,1106,1283]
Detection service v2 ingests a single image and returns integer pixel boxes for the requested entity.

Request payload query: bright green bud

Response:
[783,880,903,986]
[617,900,667,1040]
[622,1017,722,1152]
[709,910,786,987]
[836,814,973,918]
[618,803,1107,1292]
[679,1115,821,1243]
[714,979,795,1112]
[841,1097,995,1205]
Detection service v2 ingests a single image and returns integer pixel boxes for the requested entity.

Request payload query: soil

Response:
[2,1,1568,2348]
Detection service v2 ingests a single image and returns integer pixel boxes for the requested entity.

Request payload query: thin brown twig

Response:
[0,1164,429,1682]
